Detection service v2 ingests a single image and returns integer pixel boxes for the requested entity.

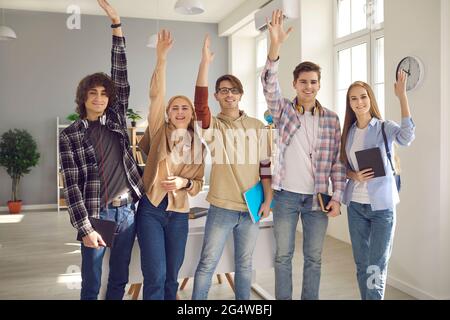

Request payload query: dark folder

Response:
[77,217,118,248]
[355,147,386,178]
[317,193,332,213]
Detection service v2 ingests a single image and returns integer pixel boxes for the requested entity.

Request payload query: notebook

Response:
[189,207,208,219]
[355,147,386,178]
[76,217,118,248]
[243,181,274,224]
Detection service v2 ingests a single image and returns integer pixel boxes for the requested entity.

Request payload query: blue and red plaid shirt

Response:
[261,58,346,211]
[59,36,145,237]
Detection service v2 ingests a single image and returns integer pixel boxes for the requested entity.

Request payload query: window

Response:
[335,0,384,120]
[256,35,268,122]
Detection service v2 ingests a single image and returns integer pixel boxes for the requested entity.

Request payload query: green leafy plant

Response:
[0,129,40,202]
[126,108,142,126]
[66,113,80,122]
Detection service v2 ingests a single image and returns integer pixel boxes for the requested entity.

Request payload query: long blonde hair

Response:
[340,81,383,168]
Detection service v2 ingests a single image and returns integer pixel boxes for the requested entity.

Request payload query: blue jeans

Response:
[192,205,260,300]
[80,202,136,300]
[347,201,396,300]
[273,190,329,300]
[136,194,189,300]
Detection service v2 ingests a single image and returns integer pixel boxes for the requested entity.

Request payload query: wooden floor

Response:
[0,210,414,300]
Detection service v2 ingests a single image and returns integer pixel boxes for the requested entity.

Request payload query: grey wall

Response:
[0,10,227,206]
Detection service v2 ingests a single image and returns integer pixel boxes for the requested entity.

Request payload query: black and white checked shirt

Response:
[59,36,145,237]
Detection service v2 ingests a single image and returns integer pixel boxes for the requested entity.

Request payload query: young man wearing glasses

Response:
[191,35,273,300]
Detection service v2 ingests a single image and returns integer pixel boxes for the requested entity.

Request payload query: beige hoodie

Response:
[201,111,270,211]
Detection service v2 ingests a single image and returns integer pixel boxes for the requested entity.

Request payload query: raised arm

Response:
[267,9,293,61]
[195,35,214,129]
[261,10,293,123]
[97,0,129,115]
[148,29,173,140]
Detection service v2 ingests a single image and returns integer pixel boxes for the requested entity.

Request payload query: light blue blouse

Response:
[342,117,415,211]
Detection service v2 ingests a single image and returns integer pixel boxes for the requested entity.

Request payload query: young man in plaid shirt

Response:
[59,0,144,300]
[261,10,346,300]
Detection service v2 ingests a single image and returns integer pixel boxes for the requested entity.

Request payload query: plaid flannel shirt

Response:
[261,58,346,211]
[59,36,145,237]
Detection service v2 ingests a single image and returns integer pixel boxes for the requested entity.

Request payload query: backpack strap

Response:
[381,122,396,175]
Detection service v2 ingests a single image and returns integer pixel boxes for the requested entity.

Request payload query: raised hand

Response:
[201,34,215,65]
[267,9,293,47]
[97,0,120,24]
[394,69,408,99]
[157,29,174,59]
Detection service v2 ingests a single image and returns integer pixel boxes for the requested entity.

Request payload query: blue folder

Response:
[243,181,274,224]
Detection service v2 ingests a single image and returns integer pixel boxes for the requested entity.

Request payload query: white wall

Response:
[384,0,448,300]
[229,26,257,117]
[439,0,450,300]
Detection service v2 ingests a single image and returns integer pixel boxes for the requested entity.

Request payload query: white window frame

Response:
[333,0,385,115]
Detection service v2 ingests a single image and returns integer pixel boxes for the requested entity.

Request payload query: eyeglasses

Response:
[217,87,241,95]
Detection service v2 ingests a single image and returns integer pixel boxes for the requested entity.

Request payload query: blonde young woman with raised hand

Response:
[340,71,415,300]
[136,29,205,300]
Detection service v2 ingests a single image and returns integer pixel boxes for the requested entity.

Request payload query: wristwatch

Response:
[185,179,192,189]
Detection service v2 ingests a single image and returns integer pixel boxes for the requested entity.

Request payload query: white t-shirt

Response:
[348,126,371,204]
[281,111,319,194]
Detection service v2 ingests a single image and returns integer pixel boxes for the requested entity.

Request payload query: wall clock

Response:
[396,56,424,91]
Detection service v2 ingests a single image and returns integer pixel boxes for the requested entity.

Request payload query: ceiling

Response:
[0,0,249,23]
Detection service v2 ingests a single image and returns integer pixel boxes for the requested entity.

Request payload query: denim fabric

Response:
[136,194,188,300]
[192,205,260,300]
[347,201,396,300]
[273,190,329,300]
[80,202,136,300]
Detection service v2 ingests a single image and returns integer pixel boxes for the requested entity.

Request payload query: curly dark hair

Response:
[75,72,116,119]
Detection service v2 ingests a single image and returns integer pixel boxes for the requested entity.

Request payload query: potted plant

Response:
[0,129,40,214]
[66,113,80,122]
[126,108,142,127]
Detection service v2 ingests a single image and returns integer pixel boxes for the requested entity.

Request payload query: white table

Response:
[100,191,275,300]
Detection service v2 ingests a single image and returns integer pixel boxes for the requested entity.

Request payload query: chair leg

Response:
[180,278,189,290]
[224,273,235,292]
[217,274,223,284]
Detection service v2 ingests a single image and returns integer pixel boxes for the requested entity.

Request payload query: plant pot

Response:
[131,121,136,127]
[7,200,22,214]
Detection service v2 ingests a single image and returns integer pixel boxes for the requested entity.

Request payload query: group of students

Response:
[59,1,415,301]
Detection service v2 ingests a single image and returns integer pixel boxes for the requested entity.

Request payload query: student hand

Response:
[82,231,106,249]
[161,176,187,192]
[266,9,293,46]
[97,0,120,24]
[394,69,408,100]
[157,29,174,59]
[258,201,272,220]
[201,34,215,65]
[349,168,375,182]
[326,200,341,218]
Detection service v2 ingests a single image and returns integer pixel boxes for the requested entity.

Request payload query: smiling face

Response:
[348,85,371,117]
[167,97,194,129]
[214,80,242,111]
[293,71,320,106]
[85,86,109,120]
